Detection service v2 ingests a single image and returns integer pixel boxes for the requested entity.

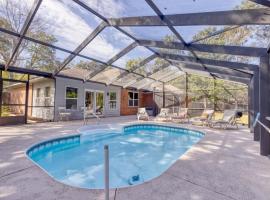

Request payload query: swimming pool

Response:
[27,124,204,189]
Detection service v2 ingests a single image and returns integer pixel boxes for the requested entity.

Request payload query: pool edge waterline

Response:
[26,123,205,190]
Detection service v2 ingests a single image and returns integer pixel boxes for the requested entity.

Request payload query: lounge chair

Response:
[137,108,149,121]
[171,108,189,123]
[155,108,171,122]
[210,109,238,129]
[191,109,214,126]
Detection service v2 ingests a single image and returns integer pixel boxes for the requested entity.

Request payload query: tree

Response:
[0,0,58,73]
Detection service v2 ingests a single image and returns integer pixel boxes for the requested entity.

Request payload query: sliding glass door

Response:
[85,90,104,115]
[85,91,94,112]
[96,92,104,115]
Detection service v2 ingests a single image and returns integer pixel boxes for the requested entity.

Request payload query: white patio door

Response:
[95,92,104,115]
[85,91,94,112]
[85,90,104,115]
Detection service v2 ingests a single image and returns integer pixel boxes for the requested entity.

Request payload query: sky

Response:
[0,0,266,69]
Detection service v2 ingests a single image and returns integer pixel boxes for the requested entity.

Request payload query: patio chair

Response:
[209,109,238,129]
[191,109,214,126]
[155,108,171,122]
[171,108,189,123]
[58,107,71,121]
[95,106,103,115]
[137,108,149,121]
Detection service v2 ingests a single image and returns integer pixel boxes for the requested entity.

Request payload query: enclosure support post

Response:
[162,83,165,108]
[185,73,188,108]
[259,54,270,156]
[250,70,260,139]
[0,70,2,117]
[213,79,216,111]
[248,76,253,130]
[24,74,30,124]
[104,145,109,200]
[53,77,57,122]
[153,87,157,116]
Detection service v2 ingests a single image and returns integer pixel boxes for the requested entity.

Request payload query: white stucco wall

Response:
[32,79,55,120]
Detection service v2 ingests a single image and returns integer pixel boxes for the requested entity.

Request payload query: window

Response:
[66,87,78,109]
[36,88,41,98]
[128,91,139,107]
[45,87,50,98]
[45,87,52,107]
[109,92,117,110]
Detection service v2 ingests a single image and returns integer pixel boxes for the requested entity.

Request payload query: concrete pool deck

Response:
[0,116,270,200]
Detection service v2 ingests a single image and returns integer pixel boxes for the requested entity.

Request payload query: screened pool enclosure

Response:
[0,0,270,155]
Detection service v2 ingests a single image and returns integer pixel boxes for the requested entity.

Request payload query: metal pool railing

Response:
[253,113,270,134]
[82,107,101,125]
[104,145,109,200]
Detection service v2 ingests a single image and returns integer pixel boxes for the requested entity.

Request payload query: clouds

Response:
[31,0,134,64]
[113,46,153,68]
[80,0,125,18]
[81,27,133,62]
[35,0,99,50]
[152,0,244,15]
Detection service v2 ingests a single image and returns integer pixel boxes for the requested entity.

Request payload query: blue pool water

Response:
[27,124,204,189]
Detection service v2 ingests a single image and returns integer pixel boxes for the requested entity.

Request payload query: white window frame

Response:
[36,88,41,98]
[45,86,51,98]
[65,86,78,110]
[108,91,117,110]
[128,91,139,107]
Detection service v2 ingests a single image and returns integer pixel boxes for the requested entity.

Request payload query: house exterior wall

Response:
[120,89,154,116]
[4,85,26,115]
[31,79,55,121]
[120,89,142,116]
[2,83,32,116]
[0,82,32,125]
[141,92,155,108]
[54,77,121,120]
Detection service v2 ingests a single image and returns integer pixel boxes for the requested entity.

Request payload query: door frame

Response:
[84,89,104,114]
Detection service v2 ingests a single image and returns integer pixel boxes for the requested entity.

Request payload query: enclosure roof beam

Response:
[173,62,252,79]
[159,53,258,72]
[214,74,250,84]
[4,0,43,70]
[108,8,270,26]
[0,27,162,86]
[145,0,217,79]
[249,0,270,7]
[169,62,250,84]
[123,62,171,88]
[189,26,242,44]
[135,70,178,90]
[72,0,165,85]
[84,42,139,81]
[147,63,171,77]
[54,21,107,76]
[106,54,157,85]
[146,0,216,77]
[137,70,185,90]
[0,64,52,78]
[139,40,267,57]
[107,42,138,65]
[145,0,186,44]
[136,80,156,90]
